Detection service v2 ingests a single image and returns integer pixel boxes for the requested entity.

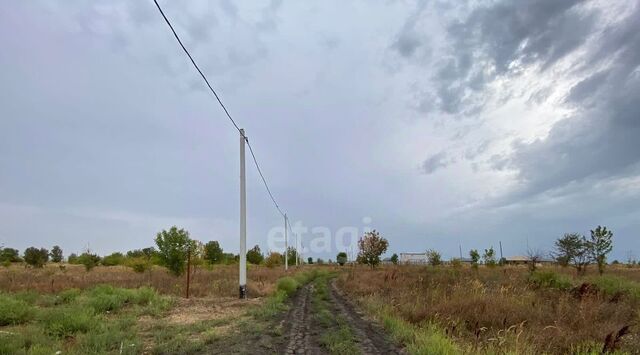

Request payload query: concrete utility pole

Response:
[239,129,247,299]
[284,213,288,271]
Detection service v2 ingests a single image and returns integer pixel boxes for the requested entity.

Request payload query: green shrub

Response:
[41,307,96,337]
[0,294,36,325]
[529,271,573,290]
[276,277,300,296]
[57,288,81,304]
[127,257,151,273]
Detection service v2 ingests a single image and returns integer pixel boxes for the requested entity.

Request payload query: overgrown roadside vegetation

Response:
[0,268,321,354]
[337,265,640,354]
[0,286,171,354]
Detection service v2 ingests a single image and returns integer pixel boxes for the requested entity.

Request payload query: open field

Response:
[3,263,640,354]
[0,264,288,298]
[336,264,640,354]
[0,266,327,354]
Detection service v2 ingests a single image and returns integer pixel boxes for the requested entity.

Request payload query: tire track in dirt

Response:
[284,283,322,354]
[329,280,403,354]
[282,279,401,355]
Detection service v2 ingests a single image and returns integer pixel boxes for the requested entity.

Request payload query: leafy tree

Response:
[264,252,283,268]
[555,233,590,275]
[204,241,224,264]
[357,230,389,268]
[67,253,79,264]
[77,252,101,271]
[50,246,63,263]
[589,225,613,275]
[390,253,399,265]
[222,253,238,265]
[102,252,125,266]
[316,258,325,264]
[469,249,480,269]
[307,257,313,264]
[483,247,497,267]
[154,226,195,276]
[426,249,442,266]
[336,252,348,266]
[246,245,264,265]
[24,247,49,268]
[0,248,21,263]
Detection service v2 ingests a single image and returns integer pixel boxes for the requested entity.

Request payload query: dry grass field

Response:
[336,264,640,354]
[0,263,288,298]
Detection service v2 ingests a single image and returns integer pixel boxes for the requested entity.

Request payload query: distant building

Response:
[504,255,554,265]
[399,252,428,264]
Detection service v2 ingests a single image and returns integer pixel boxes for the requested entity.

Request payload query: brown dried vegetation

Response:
[0,263,288,298]
[337,265,640,354]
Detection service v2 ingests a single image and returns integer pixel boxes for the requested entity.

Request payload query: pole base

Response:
[239,285,247,299]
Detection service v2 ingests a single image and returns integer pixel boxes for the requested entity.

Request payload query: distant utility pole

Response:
[459,244,463,259]
[499,241,503,260]
[295,232,299,267]
[284,213,288,271]
[239,129,247,299]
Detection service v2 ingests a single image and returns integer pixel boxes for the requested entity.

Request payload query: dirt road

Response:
[281,278,402,354]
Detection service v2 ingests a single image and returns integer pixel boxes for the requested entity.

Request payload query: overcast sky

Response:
[1,0,639,261]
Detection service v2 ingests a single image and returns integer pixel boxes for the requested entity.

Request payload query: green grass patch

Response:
[0,294,36,326]
[363,297,461,355]
[319,316,361,355]
[0,286,172,354]
[276,276,300,296]
[587,275,640,301]
[40,306,96,337]
[529,271,574,290]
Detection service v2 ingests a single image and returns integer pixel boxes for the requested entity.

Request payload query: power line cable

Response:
[246,140,285,218]
[153,0,240,133]
[153,0,287,219]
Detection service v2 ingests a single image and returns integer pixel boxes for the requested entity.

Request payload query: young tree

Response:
[78,252,101,271]
[264,252,283,268]
[555,233,590,275]
[307,257,313,264]
[589,225,613,275]
[246,245,264,265]
[469,249,480,269]
[483,247,497,267]
[154,226,195,276]
[357,230,389,268]
[204,241,224,264]
[390,253,399,265]
[50,246,63,263]
[336,252,348,266]
[24,247,49,268]
[526,248,544,273]
[67,253,79,264]
[426,249,442,266]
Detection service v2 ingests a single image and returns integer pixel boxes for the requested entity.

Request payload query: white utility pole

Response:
[284,213,288,271]
[239,129,247,299]
[295,232,299,267]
